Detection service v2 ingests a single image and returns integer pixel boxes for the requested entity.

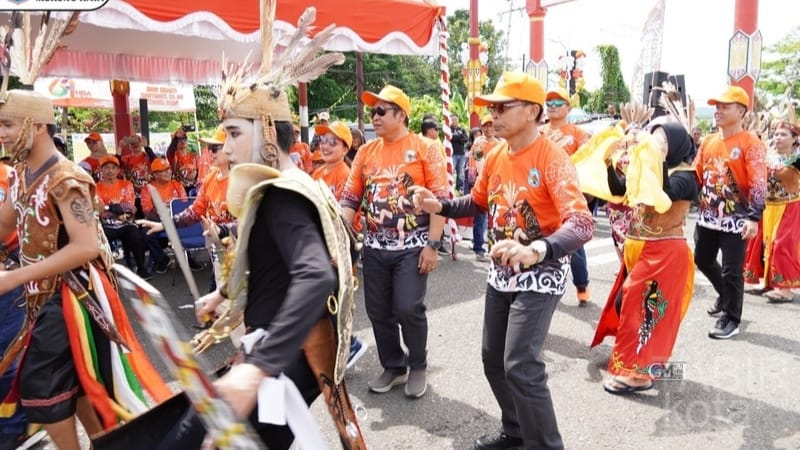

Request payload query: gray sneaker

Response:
[368,370,408,393]
[404,369,427,398]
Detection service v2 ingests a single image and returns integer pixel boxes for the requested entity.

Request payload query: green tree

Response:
[446,9,506,109]
[756,26,800,116]
[586,45,630,113]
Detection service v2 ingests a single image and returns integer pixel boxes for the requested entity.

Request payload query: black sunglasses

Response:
[369,105,399,118]
[176,137,188,142]
[209,144,223,153]
[487,101,528,115]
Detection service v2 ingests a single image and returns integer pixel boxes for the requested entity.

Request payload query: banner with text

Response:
[35,78,196,112]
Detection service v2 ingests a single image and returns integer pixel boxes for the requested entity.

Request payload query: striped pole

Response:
[439,18,460,260]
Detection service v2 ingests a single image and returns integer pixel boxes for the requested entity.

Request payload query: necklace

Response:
[24,154,61,186]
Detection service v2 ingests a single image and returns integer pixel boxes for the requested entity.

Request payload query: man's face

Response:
[691,128,702,143]
[370,101,405,138]
[773,127,797,152]
[481,122,495,138]
[450,115,459,127]
[546,98,570,121]
[101,163,119,182]
[487,101,538,140]
[222,118,256,166]
[713,103,744,128]
[319,132,346,164]
[0,118,23,147]
[209,144,229,167]
[423,128,438,139]
[153,168,172,182]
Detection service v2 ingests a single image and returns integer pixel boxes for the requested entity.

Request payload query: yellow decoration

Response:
[571,124,626,203]
[626,135,672,213]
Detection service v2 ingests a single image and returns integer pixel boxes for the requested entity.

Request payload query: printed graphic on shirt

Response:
[362,167,427,250]
[697,157,746,232]
[122,153,151,191]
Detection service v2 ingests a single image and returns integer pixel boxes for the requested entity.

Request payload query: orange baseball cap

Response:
[475,71,545,107]
[480,115,494,126]
[362,84,411,116]
[99,155,119,167]
[200,125,226,145]
[84,132,102,142]
[707,86,750,109]
[151,158,170,172]
[311,150,323,162]
[315,120,353,148]
[546,87,571,104]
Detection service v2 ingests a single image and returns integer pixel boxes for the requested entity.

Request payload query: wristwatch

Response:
[426,239,442,250]
[528,240,547,264]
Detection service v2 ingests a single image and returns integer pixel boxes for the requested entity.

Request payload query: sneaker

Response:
[708,317,739,339]
[577,286,590,305]
[367,369,408,393]
[404,369,427,398]
[155,256,172,274]
[438,244,451,256]
[136,268,153,281]
[706,297,723,316]
[346,336,368,370]
[475,252,489,262]
[473,431,523,450]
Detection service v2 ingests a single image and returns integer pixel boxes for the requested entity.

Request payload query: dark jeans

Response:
[694,225,747,324]
[103,224,147,271]
[453,153,467,192]
[570,246,589,289]
[362,247,428,373]
[482,286,563,449]
[472,212,487,255]
[0,287,26,436]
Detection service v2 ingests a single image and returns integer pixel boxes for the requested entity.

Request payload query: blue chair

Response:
[169,197,206,260]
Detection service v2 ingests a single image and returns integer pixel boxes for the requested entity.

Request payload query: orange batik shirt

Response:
[341,134,449,250]
[174,167,234,227]
[313,160,362,232]
[96,178,137,225]
[121,152,151,193]
[140,180,187,220]
[471,135,592,293]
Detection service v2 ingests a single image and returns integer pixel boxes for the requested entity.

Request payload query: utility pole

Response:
[498,0,525,67]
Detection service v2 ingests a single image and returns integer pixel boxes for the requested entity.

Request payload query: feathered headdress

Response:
[0,12,77,162]
[217,0,345,122]
[654,81,695,133]
[619,101,654,132]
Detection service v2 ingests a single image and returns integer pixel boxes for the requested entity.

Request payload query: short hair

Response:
[274,121,295,154]
[422,113,437,122]
[421,120,439,135]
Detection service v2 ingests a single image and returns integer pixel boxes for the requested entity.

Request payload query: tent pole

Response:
[356,52,364,131]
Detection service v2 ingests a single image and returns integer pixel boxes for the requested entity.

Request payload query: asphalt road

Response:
[40,210,800,449]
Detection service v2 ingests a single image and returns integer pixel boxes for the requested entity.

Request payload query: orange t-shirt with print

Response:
[140,180,187,219]
[189,167,233,224]
[0,164,17,250]
[96,179,137,223]
[171,150,198,188]
[313,160,362,232]
[694,130,766,233]
[291,142,314,174]
[341,133,449,250]
[121,151,151,192]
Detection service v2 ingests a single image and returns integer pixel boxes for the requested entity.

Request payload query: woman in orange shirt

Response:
[167,127,198,193]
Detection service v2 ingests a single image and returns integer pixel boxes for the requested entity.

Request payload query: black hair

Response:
[46,124,57,137]
[533,103,544,123]
[274,121,295,154]
[421,120,439,135]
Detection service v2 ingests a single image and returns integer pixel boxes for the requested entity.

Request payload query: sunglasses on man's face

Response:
[369,105,399,118]
[487,101,527,115]
[546,99,566,108]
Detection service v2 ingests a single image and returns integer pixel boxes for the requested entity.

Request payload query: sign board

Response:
[748,30,763,81]
[727,30,750,82]
[526,59,549,91]
[35,78,196,112]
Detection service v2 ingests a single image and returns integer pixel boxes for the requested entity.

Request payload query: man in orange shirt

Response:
[412,72,593,450]
[694,86,767,339]
[543,87,592,304]
[95,155,151,280]
[140,158,188,273]
[80,132,110,181]
[291,124,314,174]
[340,85,448,399]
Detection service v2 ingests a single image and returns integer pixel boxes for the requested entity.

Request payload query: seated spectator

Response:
[167,127,198,193]
[141,158,189,272]
[81,132,110,181]
[95,155,151,280]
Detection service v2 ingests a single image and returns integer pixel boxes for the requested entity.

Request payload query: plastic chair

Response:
[168,197,206,255]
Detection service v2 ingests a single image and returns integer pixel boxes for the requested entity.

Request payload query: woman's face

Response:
[319,132,346,164]
[773,127,797,153]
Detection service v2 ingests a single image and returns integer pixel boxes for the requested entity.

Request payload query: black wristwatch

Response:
[426,239,442,250]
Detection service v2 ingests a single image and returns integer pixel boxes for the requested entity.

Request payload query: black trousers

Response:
[694,225,747,324]
[103,224,147,270]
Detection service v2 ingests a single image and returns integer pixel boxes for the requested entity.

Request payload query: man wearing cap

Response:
[694,86,766,339]
[81,132,110,181]
[121,134,153,197]
[291,124,314,174]
[542,87,592,305]
[341,84,449,399]
[411,71,593,449]
[96,155,151,280]
[0,87,170,449]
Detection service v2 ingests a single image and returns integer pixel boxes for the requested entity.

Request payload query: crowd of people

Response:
[0,8,798,450]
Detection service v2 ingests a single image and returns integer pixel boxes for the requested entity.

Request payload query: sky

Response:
[436,0,797,103]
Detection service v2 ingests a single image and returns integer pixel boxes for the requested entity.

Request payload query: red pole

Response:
[527,0,546,64]
[110,80,132,156]
[732,0,758,108]
[468,0,480,129]
[298,82,309,144]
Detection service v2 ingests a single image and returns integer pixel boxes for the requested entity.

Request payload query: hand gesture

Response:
[489,239,542,269]
[135,219,164,235]
[408,186,442,215]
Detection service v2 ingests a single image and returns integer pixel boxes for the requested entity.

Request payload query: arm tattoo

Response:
[70,196,94,224]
